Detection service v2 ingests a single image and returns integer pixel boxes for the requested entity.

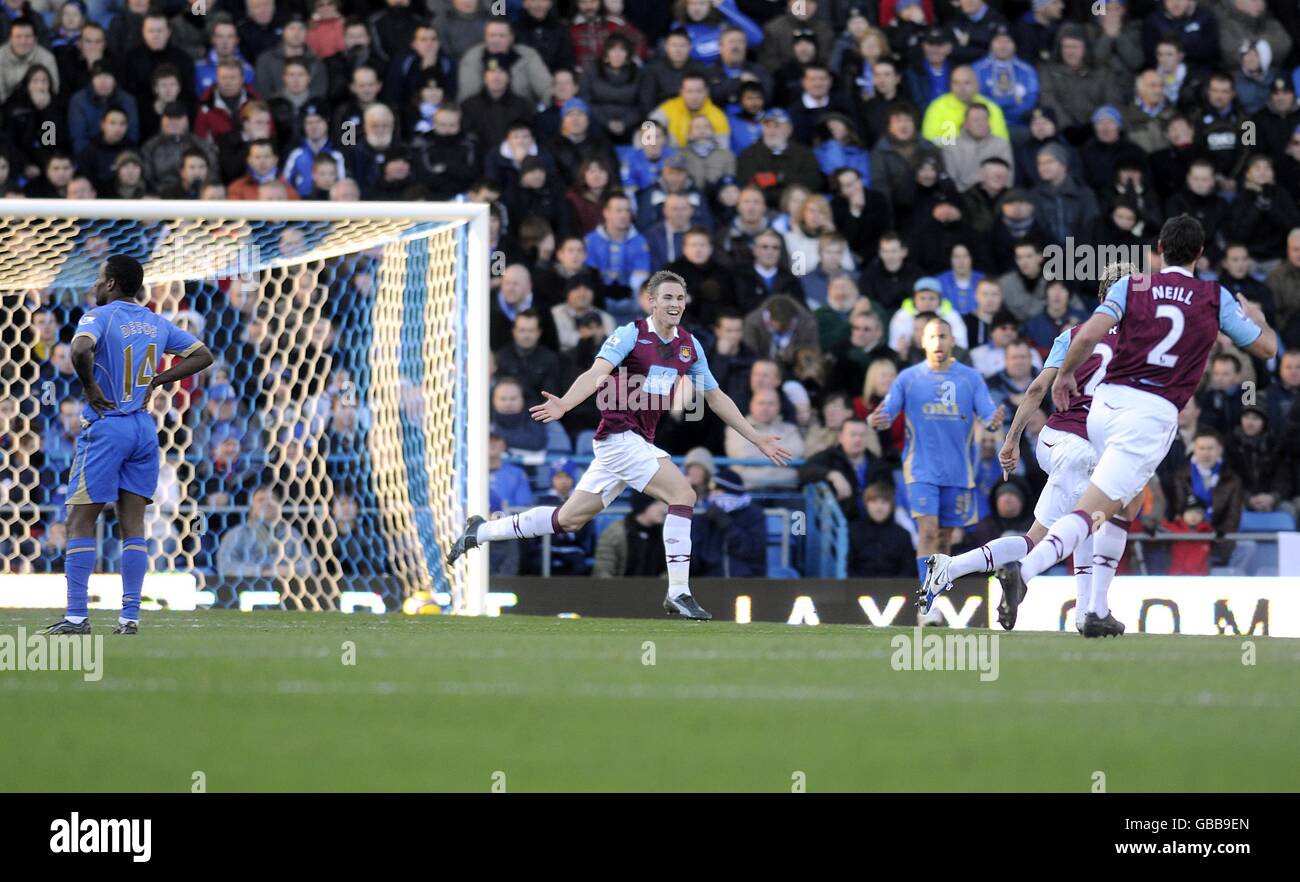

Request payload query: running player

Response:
[447,270,793,620]
[920,263,1138,632]
[867,315,1004,622]
[954,216,1275,637]
[40,255,215,636]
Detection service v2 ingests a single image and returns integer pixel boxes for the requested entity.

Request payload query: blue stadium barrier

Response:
[546,422,573,454]
[1238,510,1296,532]
[804,483,848,578]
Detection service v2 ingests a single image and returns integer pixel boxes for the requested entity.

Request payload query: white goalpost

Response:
[0,199,490,615]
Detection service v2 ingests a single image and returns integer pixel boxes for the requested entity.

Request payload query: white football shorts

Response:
[575,430,670,506]
[1086,383,1179,506]
[1033,425,1098,527]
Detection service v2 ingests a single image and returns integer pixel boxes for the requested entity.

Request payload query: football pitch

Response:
[2,610,1297,792]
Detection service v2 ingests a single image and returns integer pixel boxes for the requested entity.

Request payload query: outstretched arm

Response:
[530,358,616,423]
[704,387,793,465]
[1000,366,1056,477]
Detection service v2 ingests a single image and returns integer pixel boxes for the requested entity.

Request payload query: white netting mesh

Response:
[0,209,477,612]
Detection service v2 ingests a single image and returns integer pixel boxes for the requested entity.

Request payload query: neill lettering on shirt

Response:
[1150,285,1194,305]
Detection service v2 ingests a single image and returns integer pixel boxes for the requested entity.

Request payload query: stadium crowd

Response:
[6,0,1300,583]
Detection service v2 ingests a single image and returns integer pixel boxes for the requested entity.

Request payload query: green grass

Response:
[2,610,1297,792]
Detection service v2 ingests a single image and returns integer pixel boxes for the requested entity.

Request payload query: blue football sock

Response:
[917,557,929,583]
[65,537,97,620]
[120,537,148,623]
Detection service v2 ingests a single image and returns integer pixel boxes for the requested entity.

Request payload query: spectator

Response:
[922,64,1010,144]
[830,166,891,266]
[141,101,212,192]
[490,375,548,456]
[75,105,133,189]
[491,264,559,352]
[196,58,259,142]
[706,23,771,110]
[1032,143,1101,247]
[434,0,489,64]
[941,104,1014,194]
[635,152,713,232]
[759,0,833,67]
[580,32,642,142]
[120,13,194,101]
[0,19,58,103]
[1022,279,1085,353]
[41,396,81,475]
[963,477,1035,549]
[986,338,1039,410]
[217,485,316,578]
[591,493,667,577]
[736,107,822,208]
[1231,405,1286,517]
[1162,496,1214,575]
[546,96,617,188]
[725,386,804,488]
[667,227,735,326]
[516,0,576,75]
[195,14,256,97]
[972,25,1039,129]
[860,230,922,312]
[1228,154,1300,268]
[569,0,647,71]
[691,467,767,577]
[1265,228,1300,340]
[970,309,1027,377]
[458,17,552,108]
[460,54,534,150]
[741,289,819,369]
[68,60,139,156]
[534,459,595,576]
[870,106,941,218]
[488,432,534,509]
[1196,352,1246,435]
[255,13,328,100]
[495,310,563,407]
[1265,349,1300,426]
[281,102,345,197]
[1038,23,1117,138]
[798,417,888,520]
[584,191,651,316]
[227,138,299,200]
[888,277,968,351]
[828,305,896,396]
[1167,427,1253,574]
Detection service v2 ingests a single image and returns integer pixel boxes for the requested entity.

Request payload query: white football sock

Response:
[664,506,694,598]
[947,534,1033,580]
[1090,518,1129,618]
[1021,511,1092,582]
[1072,534,1093,628]
[476,506,558,543]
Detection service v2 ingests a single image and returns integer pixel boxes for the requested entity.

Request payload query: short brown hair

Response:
[646,269,686,300]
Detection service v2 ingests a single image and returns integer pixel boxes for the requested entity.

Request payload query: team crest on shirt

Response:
[678,345,692,363]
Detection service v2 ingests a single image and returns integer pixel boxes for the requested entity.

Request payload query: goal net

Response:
[0,200,489,614]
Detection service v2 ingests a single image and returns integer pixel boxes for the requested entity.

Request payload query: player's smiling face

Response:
[651,282,687,332]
